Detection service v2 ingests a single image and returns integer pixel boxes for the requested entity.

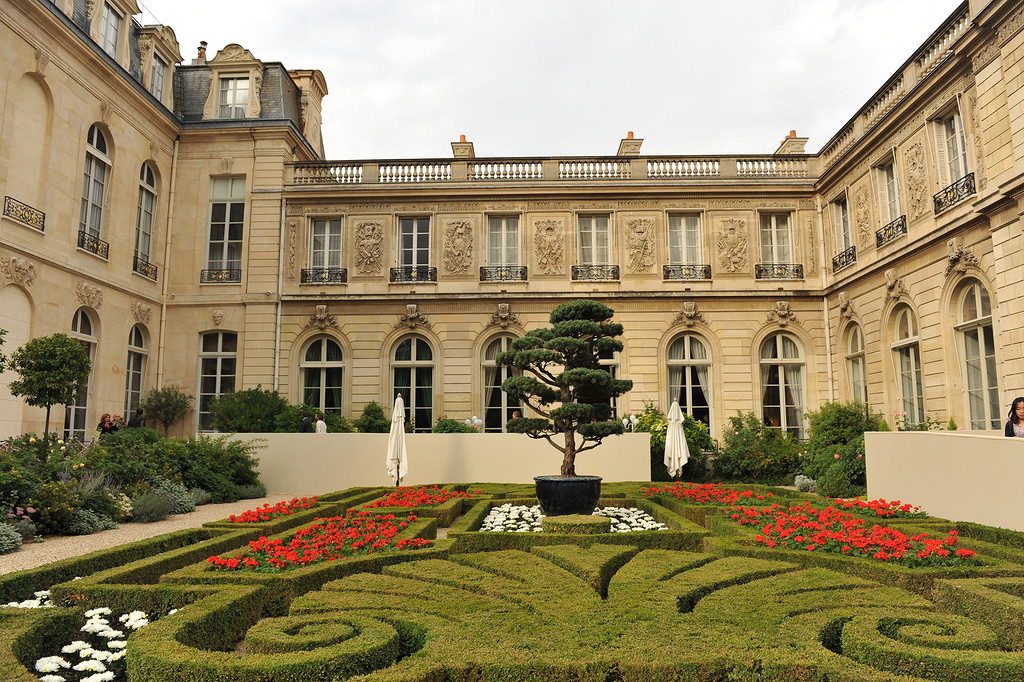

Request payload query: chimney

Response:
[617,131,643,156]
[451,134,475,159]
[193,41,207,65]
[774,129,808,155]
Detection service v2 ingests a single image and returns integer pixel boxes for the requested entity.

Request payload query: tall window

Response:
[846,325,867,404]
[150,54,167,101]
[207,177,245,275]
[759,213,793,263]
[99,3,122,58]
[135,163,157,265]
[392,336,433,432]
[310,219,342,270]
[487,216,520,265]
[891,306,924,426]
[759,333,804,437]
[198,332,237,430]
[218,76,249,118]
[398,217,430,269]
[956,280,999,429]
[937,107,969,185]
[667,214,702,265]
[833,196,852,251]
[124,326,147,415]
[63,309,95,441]
[301,337,344,415]
[599,346,620,417]
[877,161,901,224]
[482,336,519,432]
[578,215,610,265]
[80,125,110,239]
[666,333,711,426]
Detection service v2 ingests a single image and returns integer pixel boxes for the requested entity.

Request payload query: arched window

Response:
[846,324,867,404]
[63,308,96,441]
[392,336,433,432]
[135,163,157,274]
[300,337,344,415]
[123,325,147,415]
[482,336,519,432]
[956,280,999,429]
[759,333,804,437]
[666,333,711,426]
[198,331,237,430]
[79,125,110,241]
[891,305,924,426]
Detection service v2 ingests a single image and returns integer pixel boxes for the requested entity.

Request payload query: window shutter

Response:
[933,121,949,188]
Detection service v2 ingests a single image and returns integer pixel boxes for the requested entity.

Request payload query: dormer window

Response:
[219,76,250,119]
[99,3,123,58]
[201,44,264,121]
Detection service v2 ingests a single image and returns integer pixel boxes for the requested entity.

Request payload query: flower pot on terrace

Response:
[534,475,602,516]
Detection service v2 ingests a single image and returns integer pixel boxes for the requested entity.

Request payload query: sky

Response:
[138,0,963,160]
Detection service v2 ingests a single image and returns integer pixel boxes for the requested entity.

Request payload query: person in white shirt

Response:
[315,412,327,434]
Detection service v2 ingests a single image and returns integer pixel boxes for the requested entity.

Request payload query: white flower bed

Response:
[479,504,667,533]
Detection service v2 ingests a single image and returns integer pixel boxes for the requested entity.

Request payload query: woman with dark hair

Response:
[1005,397,1024,437]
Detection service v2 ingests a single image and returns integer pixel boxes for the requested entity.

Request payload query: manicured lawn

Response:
[4,481,1024,681]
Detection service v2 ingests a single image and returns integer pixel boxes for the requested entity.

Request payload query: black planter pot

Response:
[534,475,603,516]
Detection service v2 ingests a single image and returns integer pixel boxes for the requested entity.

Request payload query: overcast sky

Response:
[139,0,962,160]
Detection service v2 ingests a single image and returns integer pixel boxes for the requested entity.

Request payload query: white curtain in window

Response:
[690,337,710,402]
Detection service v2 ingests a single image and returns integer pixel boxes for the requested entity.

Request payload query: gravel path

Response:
[0,493,305,576]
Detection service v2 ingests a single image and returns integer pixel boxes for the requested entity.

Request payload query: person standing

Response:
[97,414,116,436]
[1005,397,1024,437]
[127,407,146,428]
[314,412,327,434]
[299,410,314,433]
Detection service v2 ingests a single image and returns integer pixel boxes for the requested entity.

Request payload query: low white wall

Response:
[866,431,1024,531]
[237,432,651,495]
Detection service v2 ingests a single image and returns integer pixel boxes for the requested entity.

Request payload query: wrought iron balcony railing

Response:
[77,230,109,259]
[571,265,620,281]
[301,267,348,284]
[200,268,242,283]
[663,264,711,280]
[755,263,804,279]
[133,256,158,281]
[832,246,857,273]
[934,173,975,214]
[876,215,907,247]
[480,266,527,282]
[4,196,45,231]
[390,266,437,283]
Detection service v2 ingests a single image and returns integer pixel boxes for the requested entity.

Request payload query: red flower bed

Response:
[227,496,319,523]
[641,482,773,506]
[208,510,431,571]
[363,485,479,508]
[827,497,922,518]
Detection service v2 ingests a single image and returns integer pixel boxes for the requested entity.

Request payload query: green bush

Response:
[64,507,118,535]
[27,480,82,535]
[716,412,803,484]
[432,417,477,433]
[813,435,867,498]
[353,401,391,433]
[191,487,212,506]
[165,435,263,503]
[236,482,268,499]
[140,385,194,436]
[0,523,21,553]
[84,427,169,486]
[803,401,881,480]
[151,476,196,514]
[131,491,176,523]
[274,404,355,433]
[209,386,288,433]
[634,402,715,482]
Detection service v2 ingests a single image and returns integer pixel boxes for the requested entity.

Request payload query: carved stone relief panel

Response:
[213,310,224,326]
[303,304,338,330]
[904,139,928,220]
[76,282,103,308]
[354,221,384,275]
[534,219,565,275]
[945,236,981,277]
[487,303,521,329]
[966,92,988,191]
[625,218,656,272]
[673,301,706,328]
[287,220,296,278]
[853,183,873,248]
[395,304,431,330]
[837,292,858,320]
[766,301,799,327]
[442,220,473,275]
[1,257,37,287]
[130,302,152,325]
[884,268,909,301]
[716,218,748,273]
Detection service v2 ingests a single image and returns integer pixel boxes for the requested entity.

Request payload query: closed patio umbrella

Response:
[664,399,690,479]
[386,393,408,486]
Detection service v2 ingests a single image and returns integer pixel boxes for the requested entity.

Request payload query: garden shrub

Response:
[166,435,263,503]
[151,476,196,514]
[209,385,288,433]
[715,412,803,484]
[431,417,477,433]
[0,523,22,553]
[236,482,268,499]
[84,427,169,486]
[64,507,118,535]
[274,404,355,433]
[9,518,36,543]
[794,474,816,493]
[812,435,867,498]
[803,400,881,480]
[131,490,176,523]
[27,480,81,535]
[190,487,212,506]
[352,400,391,433]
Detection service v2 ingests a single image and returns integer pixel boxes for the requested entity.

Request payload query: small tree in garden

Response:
[140,385,194,436]
[7,333,91,438]
[353,400,391,433]
[497,299,633,477]
[209,385,288,432]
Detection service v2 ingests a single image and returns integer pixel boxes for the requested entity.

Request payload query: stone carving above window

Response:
[534,219,565,275]
[1,257,37,287]
[766,301,799,327]
[395,304,431,330]
[355,222,384,275]
[716,219,747,273]
[130,302,152,325]
[76,282,103,309]
[945,236,981,277]
[673,301,706,328]
[904,140,928,220]
[625,218,656,272]
[838,292,857,320]
[487,303,521,329]
[884,268,909,301]
[213,310,224,326]
[303,304,337,330]
[442,220,473,275]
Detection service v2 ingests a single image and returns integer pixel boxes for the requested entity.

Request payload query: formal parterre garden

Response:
[5,482,1024,681]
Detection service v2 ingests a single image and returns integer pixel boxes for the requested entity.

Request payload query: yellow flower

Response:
[29,437,36,443]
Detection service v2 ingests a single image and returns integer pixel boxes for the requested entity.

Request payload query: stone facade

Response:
[2,0,1024,441]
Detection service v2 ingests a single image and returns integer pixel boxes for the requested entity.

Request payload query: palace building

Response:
[2,0,1023,441]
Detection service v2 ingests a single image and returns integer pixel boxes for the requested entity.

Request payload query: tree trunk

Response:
[560,428,576,477]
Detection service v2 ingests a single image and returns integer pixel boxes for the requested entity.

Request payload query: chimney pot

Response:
[627,131,634,139]
[788,130,797,138]
[460,134,466,142]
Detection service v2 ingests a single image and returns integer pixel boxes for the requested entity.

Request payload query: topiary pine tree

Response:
[497,299,633,477]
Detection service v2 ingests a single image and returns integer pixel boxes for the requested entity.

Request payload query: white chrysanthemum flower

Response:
[106,640,127,649]
[96,628,123,639]
[107,650,126,661]
[35,656,70,672]
[84,607,111,617]
[34,590,51,599]
[72,659,107,672]
[80,672,115,682]
[89,649,113,661]
[81,621,110,634]
[62,641,90,654]
[39,675,66,682]
[167,608,178,615]
[77,647,96,658]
